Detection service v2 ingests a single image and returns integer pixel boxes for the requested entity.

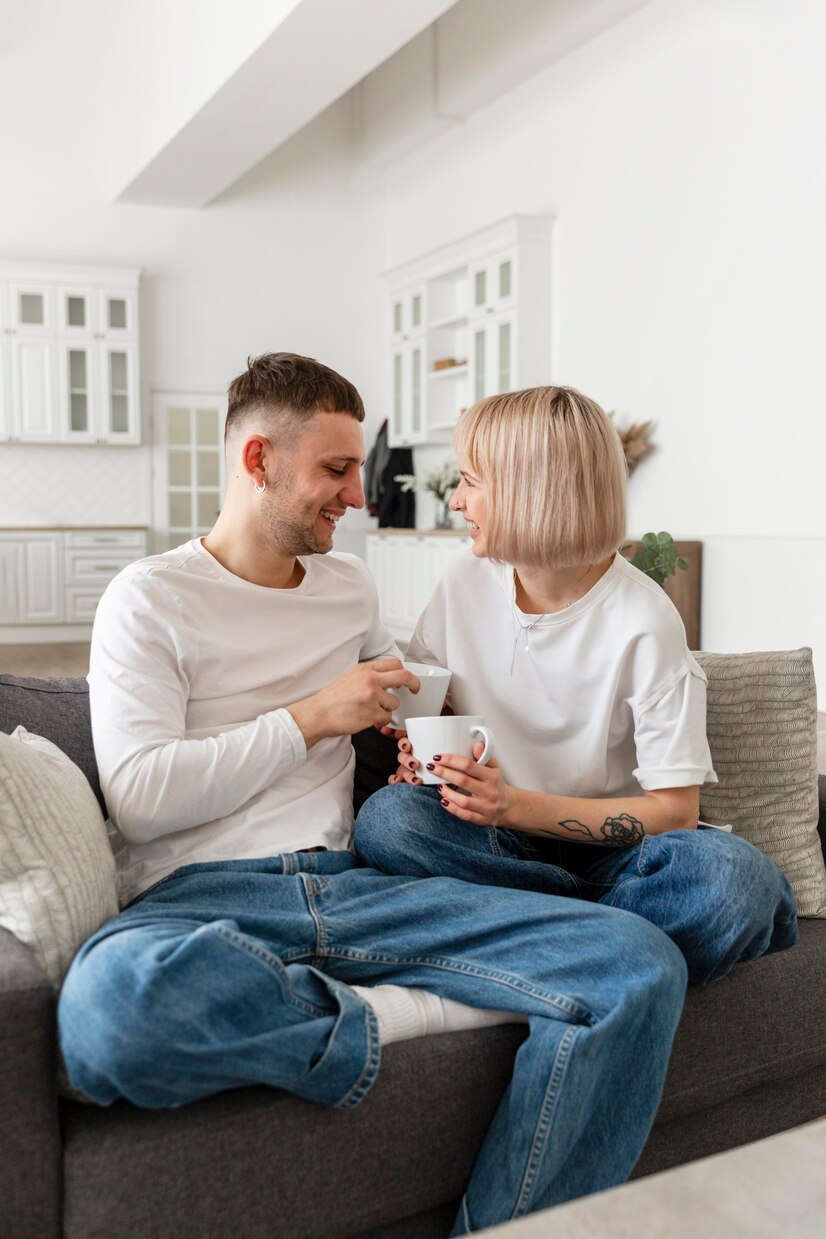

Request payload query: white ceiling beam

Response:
[116,0,460,209]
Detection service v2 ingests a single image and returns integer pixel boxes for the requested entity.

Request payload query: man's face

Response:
[263,411,366,556]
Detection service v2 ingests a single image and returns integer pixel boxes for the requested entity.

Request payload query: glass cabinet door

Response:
[10,284,53,335]
[392,350,405,441]
[98,289,138,338]
[410,345,423,437]
[59,287,95,337]
[99,342,140,442]
[59,342,95,441]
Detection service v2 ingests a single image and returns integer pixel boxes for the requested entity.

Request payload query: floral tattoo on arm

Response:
[550,813,646,847]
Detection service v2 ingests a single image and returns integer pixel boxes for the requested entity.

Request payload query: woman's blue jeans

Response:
[58,851,687,1236]
[354,785,798,985]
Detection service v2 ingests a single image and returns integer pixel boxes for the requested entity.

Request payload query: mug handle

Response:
[470,725,495,766]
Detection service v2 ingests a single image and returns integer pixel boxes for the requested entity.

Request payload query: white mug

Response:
[389,661,452,728]
[406,715,495,786]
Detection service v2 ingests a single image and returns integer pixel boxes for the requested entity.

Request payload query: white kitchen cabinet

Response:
[0,533,61,623]
[384,217,551,447]
[366,531,470,642]
[0,541,20,624]
[0,528,147,633]
[0,261,142,445]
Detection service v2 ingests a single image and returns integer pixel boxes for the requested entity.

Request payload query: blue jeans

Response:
[59,851,687,1235]
[354,785,798,985]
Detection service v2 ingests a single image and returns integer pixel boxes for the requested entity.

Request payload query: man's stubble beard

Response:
[261,462,331,557]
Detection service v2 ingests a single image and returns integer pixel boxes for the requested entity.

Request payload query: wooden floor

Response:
[3,642,826,775]
[1,642,91,678]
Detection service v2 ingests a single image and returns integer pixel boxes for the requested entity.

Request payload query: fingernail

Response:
[413,777,422,785]
[407,761,417,770]
[426,763,435,771]
[440,798,449,807]
[433,754,442,761]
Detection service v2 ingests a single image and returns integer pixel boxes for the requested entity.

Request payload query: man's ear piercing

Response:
[254,479,266,494]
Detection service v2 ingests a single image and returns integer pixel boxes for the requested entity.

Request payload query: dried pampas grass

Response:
[609,415,654,474]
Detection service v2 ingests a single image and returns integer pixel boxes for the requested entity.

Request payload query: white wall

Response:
[0,1,385,548]
[368,0,826,703]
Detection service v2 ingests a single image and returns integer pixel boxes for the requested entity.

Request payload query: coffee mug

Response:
[389,661,452,728]
[405,715,495,786]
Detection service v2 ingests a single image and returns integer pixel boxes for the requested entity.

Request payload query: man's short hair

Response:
[454,385,627,569]
[225,353,365,451]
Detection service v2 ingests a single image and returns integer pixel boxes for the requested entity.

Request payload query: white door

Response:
[152,392,226,553]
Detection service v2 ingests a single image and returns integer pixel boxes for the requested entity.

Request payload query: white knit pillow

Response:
[0,726,118,987]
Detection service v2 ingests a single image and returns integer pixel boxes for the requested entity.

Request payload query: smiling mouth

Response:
[320,509,342,527]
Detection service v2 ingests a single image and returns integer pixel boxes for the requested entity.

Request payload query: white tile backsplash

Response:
[0,445,151,526]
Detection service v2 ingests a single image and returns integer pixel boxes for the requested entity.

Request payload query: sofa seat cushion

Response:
[657,919,826,1121]
[61,921,826,1238]
[61,1025,525,1239]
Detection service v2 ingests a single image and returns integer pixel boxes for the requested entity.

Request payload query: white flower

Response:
[394,460,460,501]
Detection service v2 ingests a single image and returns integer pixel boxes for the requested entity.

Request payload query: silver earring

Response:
[254,479,266,494]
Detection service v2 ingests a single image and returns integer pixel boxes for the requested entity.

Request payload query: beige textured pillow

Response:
[0,726,119,986]
[695,648,825,918]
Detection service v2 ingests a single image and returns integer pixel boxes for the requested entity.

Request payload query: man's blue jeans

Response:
[354,785,798,985]
[59,851,687,1235]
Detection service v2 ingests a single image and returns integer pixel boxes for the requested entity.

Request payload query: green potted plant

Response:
[630,531,688,587]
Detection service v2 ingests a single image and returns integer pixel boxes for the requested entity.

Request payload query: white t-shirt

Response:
[89,540,397,900]
[405,551,716,801]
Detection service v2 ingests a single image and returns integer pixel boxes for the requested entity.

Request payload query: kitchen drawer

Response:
[65,585,107,623]
[63,550,135,586]
[64,530,146,551]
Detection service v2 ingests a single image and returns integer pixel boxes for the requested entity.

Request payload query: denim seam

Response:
[213,926,329,1018]
[321,949,595,1023]
[514,1023,579,1216]
[302,874,330,955]
[335,1005,381,1109]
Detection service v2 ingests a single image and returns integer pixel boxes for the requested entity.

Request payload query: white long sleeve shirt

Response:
[89,539,397,900]
[405,550,716,800]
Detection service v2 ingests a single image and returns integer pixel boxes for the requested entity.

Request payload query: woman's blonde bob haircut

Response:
[454,385,627,569]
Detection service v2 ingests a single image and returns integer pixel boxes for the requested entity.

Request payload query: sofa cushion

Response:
[0,674,105,814]
[695,648,825,917]
[0,727,118,987]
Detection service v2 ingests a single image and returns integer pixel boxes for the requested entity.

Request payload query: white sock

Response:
[350,983,527,1046]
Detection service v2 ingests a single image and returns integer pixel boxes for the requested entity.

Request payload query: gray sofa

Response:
[2,672,826,1239]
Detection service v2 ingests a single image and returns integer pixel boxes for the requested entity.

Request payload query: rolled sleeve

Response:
[632,665,718,790]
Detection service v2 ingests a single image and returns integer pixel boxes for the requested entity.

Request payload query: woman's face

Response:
[450,460,489,557]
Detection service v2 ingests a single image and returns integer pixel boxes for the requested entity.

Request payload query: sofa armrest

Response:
[0,928,62,1237]
[818,774,826,860]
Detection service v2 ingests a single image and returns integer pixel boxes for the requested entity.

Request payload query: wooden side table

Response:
[622,540,702,650]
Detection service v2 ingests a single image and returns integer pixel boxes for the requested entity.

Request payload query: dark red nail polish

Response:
[426,763,435,771]
[433,755,442,761]
[440,798,449,807]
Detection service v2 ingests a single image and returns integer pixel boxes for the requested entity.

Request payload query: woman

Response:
[354,386,797,983]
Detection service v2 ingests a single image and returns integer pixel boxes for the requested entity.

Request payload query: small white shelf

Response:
[429,364,468,380]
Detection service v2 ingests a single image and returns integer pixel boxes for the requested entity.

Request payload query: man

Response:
[58,353,688,1235]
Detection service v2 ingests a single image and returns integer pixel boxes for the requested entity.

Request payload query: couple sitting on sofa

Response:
[58,352,795,1236]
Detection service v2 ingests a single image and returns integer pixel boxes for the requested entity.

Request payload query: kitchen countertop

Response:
[366,527,468,536]
[0,525,149,531]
